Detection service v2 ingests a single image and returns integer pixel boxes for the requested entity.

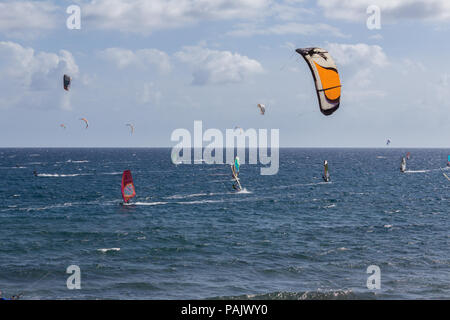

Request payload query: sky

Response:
[0,0,449,147]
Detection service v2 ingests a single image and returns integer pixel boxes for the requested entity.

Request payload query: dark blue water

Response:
[0,148,449,299]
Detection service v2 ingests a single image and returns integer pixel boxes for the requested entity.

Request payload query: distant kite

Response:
[63,74,71,91]
[257,104,266,115]
[126,123,135,135]
[60,124,66,129]
[80,118,89,129]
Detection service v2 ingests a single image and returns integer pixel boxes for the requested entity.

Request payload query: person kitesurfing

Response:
[400,157,407,173]
[231,156,242,191]
[323,160,330,182]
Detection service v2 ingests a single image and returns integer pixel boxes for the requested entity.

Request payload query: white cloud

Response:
[326,43,388,101]
[402,58,426,74]
[369,34,383,41]
[0,1,58,37]
[328,43,388,68]
[418,72,450,111]
[435,73,450,103]
[269,0,313,21]
[99,48,171,73]
[175,46,263,85]
[0,41,79,110]
[84,0,271,34]
[228,22,346,37]
[137,82,162,105]
[317,0,450,23]
[82,0,325,35]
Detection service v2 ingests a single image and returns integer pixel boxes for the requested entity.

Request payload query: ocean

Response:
[0,148,448,299]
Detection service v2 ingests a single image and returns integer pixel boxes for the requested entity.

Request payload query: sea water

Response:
[0,148,448,299]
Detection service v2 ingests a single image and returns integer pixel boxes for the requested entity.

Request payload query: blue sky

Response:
[0,0,449,147]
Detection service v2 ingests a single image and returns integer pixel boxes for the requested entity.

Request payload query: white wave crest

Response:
[97,248,120,253]
[37,173,91,177]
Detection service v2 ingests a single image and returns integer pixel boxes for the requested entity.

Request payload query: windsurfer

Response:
[400,157,406,173]
[323,160,330,182]
[231,166,239,190]
[231,156,242,191]
[121,170,136,204]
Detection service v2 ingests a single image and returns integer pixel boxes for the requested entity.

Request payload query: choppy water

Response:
[0,148,449,299]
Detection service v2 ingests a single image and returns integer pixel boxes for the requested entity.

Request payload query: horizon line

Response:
[0,146,449,149]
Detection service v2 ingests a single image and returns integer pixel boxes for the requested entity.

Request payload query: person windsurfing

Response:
[121,170,136,205]
[33,170,38,177]
[323,160,330,182]
[231,156,242,191]
[400,157,406,173]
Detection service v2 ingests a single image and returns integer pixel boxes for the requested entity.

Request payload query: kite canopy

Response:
[296,48,341,116]
[80,118,89,129]
[257,104,266,115]
[63,74,71,91]
[126,123,135,135]
[234,126,244,135]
